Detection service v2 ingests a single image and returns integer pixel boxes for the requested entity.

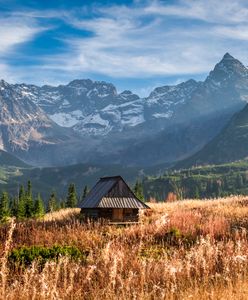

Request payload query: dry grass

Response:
[43,208,80,222]
[1,196,248,299]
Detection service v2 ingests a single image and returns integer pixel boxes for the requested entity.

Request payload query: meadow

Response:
[1,196,248,299]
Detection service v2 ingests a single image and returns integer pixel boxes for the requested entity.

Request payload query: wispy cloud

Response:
[42,0,248,79]
[0,15,46,56]
[146,0,248,24]
[0,13,49,83]
[1,0,248,87]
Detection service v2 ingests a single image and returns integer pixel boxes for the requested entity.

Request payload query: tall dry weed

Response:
[1,196,248,299]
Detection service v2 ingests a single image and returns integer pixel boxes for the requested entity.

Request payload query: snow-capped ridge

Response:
[1,53,248,138]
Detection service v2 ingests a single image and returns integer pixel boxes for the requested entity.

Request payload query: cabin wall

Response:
[81,208,99,220]
[81,208,139,222]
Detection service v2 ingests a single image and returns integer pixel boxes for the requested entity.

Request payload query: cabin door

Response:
[112,209,123,222]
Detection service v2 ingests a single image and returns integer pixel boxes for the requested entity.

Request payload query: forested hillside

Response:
[143,161,248,200]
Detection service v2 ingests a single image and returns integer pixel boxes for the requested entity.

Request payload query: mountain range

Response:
[1,52,248,172]
[176,103,248,168]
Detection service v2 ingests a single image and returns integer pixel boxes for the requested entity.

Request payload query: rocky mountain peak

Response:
[222,52,235,60]
[206,53,248,85]
[0,79,11,89]
[67,79,117,98]
[119,90,140,101]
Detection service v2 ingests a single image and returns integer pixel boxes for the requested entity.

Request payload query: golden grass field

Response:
[1,196,248,299]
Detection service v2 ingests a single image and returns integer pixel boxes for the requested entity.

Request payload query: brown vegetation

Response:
[1,196,248,299]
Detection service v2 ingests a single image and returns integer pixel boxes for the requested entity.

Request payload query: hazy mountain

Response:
[175,103,248,168]
[0,149,29,168]
[13,79,141,136]
[0,80,84,166]
[0,53,248,167]
[90,53,248,166]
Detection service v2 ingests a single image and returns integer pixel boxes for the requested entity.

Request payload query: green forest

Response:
[0,179,146,222]
[0,180,89,222]
[143,161,248,201]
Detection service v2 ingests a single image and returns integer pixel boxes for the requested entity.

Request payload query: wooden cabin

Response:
[79,176,149,223]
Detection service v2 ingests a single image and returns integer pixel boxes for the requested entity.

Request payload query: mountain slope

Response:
[14,79,142,136]
[175,103,248,168]
[0,162,146,200]
[0,149,29,168]
[12,53,248,139]
[106,105,242,166]
[0,80,86,166]
[111,53,248,166]
[1,53,248,167]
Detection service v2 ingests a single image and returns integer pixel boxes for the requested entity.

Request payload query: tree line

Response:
[0,178,146,222]
[143,168,248,201]
[0,181,89,222]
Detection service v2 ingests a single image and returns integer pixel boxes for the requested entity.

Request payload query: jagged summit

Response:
[1,52,248,167]
[206,53,248,85]
[0,79,10,89]
[222,52,235,60]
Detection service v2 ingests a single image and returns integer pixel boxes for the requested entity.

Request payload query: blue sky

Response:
[1,0,248,96]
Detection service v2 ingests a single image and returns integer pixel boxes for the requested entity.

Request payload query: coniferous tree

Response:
[82,185,89,201]
[9,197,17,217]
[194,186,200,199]
[60,200,66,209]
[236,174,244,189]
[25,180,34,218]
[34,194,45,218]
[134,180,145,201]
[223,176,228,190]
[206,179,213,197]
[0,192,10,221]
[66,184,78,208]
[47,192,58,212]
[213,180,222,197]
[27,180,32,198]
[17,185,26,219]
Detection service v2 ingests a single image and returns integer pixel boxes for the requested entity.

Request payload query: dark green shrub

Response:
[8,245,88,268]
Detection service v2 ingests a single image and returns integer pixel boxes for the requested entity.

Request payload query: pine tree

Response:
[206,179,213,197]
[47,192,58,212]
[34,194,45,218]
[194,186,200,199]
[60,200,66,209]
[66,184,78,208]
[27,180,32,198]
[25,180,34,218]
[17,185,26,219]
[0,192,10,221]
[236,174,244,189]
[82,185,89,200]
[213,180,222,197]
[134,180,145,201]
[10,197,18,217]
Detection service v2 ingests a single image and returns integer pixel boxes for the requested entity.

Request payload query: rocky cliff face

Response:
[10,53,248,135]
[0,53,248,167]
[0,80,84,166]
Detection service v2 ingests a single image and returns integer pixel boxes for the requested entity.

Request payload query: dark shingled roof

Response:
[79,176,148,209]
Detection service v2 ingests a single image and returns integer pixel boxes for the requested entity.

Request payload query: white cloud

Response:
[0,16,45,56]
[34,0,248,80]
[145,0,248,24]
[2,0,248,85]
[0,13,49,82]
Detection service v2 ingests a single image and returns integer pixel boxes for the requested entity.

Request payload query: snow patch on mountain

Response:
[49,110,84,127]
[152,112,173,119]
